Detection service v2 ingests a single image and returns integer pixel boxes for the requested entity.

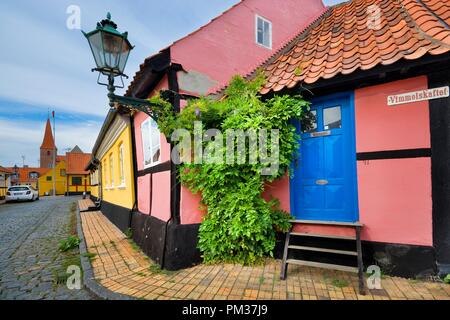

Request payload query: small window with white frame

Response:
[141,118,161,168]
[255,15,272,49]
[119,143,125,185]
[103,159,107,187]
[109,153,114,187]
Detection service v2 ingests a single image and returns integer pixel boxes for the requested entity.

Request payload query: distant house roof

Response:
[56,155,66,163]
[40,118,56,149]
[260,0,450,94]
[66,152,91,175]
[70,145,83,153]
[6,167,49,184]
[0,166,13,174]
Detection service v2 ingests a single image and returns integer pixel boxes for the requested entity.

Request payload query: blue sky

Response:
[0,0,343,167]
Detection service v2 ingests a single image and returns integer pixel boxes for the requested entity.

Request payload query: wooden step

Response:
[288,245,358,256]
[286,259,358,273]
[289,219,363,227]
[290,232,356,241]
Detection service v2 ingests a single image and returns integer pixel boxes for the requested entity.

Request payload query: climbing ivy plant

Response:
[151,74,312,264]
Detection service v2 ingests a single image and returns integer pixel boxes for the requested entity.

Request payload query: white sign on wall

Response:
[387,86,449,106]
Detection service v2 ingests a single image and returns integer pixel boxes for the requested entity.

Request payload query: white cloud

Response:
[0,0,240,167]
[0,118,101,167]
[0,62,111,116]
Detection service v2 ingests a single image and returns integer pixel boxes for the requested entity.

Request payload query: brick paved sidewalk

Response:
[78,199,94,212]
[79,208,450,300]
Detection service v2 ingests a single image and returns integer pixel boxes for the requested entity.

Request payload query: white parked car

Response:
[6,185,39,202]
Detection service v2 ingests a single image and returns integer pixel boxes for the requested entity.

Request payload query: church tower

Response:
[40,118,57,169]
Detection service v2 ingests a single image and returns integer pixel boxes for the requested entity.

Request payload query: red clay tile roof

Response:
[56,155,66,163]
[40,118,56,149]
[260,0,450,95]
[66,152,91,175]
[0,166,13,174]
[6,167,50,184]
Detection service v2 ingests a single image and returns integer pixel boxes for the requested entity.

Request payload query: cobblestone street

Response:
[0,197,94,300]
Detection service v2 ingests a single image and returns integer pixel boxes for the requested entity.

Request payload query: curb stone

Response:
[76,206,135,300]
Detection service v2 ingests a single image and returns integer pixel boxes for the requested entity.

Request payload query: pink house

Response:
[124,0,327,269]
[258,0,450,278]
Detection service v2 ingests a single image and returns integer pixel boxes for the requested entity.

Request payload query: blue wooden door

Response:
[290,93,358,222]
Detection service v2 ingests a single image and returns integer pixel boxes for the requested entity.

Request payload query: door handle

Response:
[316,179,328,185]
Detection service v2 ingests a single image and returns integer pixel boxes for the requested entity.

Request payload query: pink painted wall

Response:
[151,171,171,222]
[292,224,356,238]
[357,158,432,246]
[354,76,432,246]
[134,75,171,219]
[180,188,205,224]
[262,174,291,213]
[171,0,326,94]
[355,76,431,152]
[137,175,150,214]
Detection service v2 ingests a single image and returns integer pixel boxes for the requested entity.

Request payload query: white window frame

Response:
[118,143,125,187]
[255,14,272,49]
[102,159,107,188]
[109,153,114,188]
[141,118,161,169]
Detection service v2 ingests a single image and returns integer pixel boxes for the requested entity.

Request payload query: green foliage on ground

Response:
[82,251,97,261]
[151,73,313,265]
[444,274,450,284]
[331,278,349,288]
[124,228,133,239]
[58,235,80,252]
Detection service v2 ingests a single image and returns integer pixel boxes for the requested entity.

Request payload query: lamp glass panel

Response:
[118,40,131,74]
[88,32,106,68]
[101,32,123,70]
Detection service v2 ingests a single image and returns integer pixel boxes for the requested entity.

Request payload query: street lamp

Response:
[83,13,160,118]
[83,12,132,79]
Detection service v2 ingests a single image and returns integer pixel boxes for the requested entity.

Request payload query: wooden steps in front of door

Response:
[280,220,366,295]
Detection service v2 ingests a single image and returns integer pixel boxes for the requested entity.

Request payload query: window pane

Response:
[141,120,151,166]
[109,154,114,185]
[152,147,160,163]
[151,120,160,150]
[119,145,124,183]
[302,110,317,133]
[257,18,264,44]
[150,119,161,164]
[324,106,342,130]
[256,17,271,47]
[72,177,82,186]
[263,21,271,47]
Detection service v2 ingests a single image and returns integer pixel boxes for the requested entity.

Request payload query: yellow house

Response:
[0,166,12,199]
[86,109,135,231]
[38,159,67,196]
[65,146,92,195]
[89,168,100,200]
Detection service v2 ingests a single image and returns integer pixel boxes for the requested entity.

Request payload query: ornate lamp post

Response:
[83,13,160,118]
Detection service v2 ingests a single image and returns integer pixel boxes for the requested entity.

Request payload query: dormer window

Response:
[29,172,39,179]
[256,15,272,49]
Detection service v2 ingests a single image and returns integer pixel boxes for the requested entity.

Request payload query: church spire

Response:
[40,117,55,149]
